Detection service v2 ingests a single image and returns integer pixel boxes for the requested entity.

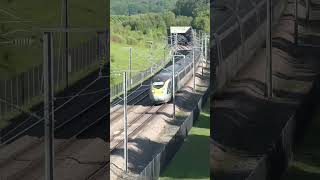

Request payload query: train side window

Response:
[220,26,241,60]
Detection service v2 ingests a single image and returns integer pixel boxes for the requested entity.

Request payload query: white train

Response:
[150,51,201,103]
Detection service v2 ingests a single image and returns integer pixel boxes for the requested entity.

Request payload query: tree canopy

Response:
[111,0,178,15]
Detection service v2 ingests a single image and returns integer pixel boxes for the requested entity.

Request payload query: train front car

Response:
[150,73,172,104]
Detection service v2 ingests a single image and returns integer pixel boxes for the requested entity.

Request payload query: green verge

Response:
[0,0,107,79]
[160,100,210,180]
[281,106,320,180]
[0,61,103,129]
[110,40,167,85]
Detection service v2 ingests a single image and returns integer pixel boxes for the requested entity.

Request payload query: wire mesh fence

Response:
[110,40,205,101]
[134,62,209,180]
[136,107,195,180]
[246,116,295,180]
[0,34,106,121]
[110,49,172,100]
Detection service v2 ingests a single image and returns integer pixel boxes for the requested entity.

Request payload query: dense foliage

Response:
[111,0,177,15]
[110,0,209,85]
[111,0,209,33]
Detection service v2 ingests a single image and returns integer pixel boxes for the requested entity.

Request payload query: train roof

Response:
[152,58,190,82]
[152,72,171,82]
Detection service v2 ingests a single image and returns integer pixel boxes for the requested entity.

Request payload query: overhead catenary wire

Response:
[54,87,109,100]
[0,75,102,145]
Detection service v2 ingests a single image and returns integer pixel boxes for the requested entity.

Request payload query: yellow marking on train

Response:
[152,88,164,96]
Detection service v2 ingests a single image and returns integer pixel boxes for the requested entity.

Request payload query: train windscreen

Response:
[152,82,165,89]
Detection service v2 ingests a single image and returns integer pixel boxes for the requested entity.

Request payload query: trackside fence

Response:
[246,115,296,180]
[134,59,209,180]
[110,56,169,100]
[0,35,106,120]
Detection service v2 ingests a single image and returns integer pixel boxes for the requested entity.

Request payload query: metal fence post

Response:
[43,32,55,180]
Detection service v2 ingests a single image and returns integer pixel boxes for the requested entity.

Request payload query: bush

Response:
[111,34,125,43]
[126,36,137,45]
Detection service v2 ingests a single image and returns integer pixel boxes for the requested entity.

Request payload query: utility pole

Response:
[63,0,69,88]
[171,54,184,119]
[204,35,207,61]
[123,71,128,172]
[266,0,273,99]
[172,56,175,120]
[200,32,203,57]
[43,32,54,180]
[129,47,132,87]
[193,47,196,93]
[203,34,207,76]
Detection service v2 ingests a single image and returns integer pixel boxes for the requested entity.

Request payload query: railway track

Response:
[0,77,109,179]
[2,94,108,179]
[110,103,168,153]
[110,86,150,121]
[1,77,107,144]
[110,85,149,108]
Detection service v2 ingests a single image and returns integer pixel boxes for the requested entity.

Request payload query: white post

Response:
[123,72,128,172]
[193,48,196,93]
[172,56,175,120]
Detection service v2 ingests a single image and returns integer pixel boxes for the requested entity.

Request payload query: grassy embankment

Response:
[110,15,169,87]
[0,0,107,126]
[160,100,210,180]
[0,0,107,79]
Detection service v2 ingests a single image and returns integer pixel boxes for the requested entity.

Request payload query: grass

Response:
[0,0,107,79]
[110,39,168,85]
[0,61,101,129]
[160,100,210,180]
[281,106,320,180]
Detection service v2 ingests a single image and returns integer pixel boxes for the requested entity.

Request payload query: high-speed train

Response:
[212,0,287,92]
[150,51,201,103]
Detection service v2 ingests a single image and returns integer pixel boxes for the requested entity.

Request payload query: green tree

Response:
[192,6,209,32]
[174,0,196,16]
[162,11,176,27]
[175,16,193,26]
